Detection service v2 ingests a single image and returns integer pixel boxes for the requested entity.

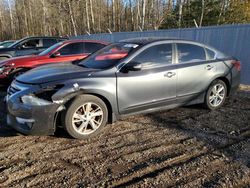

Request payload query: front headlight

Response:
[21,95,52,106]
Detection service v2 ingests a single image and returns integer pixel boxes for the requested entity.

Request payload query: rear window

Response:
[84,43,106,53]
[177,43,206,63]
[206,48,216,60]
[43,39,58,48]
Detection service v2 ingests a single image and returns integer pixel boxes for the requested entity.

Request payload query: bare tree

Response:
[178,0,183,28]
[7,0,15,38]
[112,0,115,31]
[85,0,90,33]
[41,0,48,35]
[199,0,205,27]
[67,0,77,36]
[89,0,95,32]
[141,0,146,30]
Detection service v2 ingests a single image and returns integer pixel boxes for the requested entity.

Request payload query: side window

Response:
[58,43,84,55]
[84,43,106,53]
[132,44,172,68]
[43,39,58,48]
[177,43,206,63]
[20,39,40,49]
[206,48,216,60]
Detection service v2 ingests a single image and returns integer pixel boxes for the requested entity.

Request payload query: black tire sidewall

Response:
[63,95,108,139]
[205,80,227,110]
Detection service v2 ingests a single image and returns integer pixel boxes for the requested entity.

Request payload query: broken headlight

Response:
[21,95,52,106]
[35,84,64,101]
[21,84,64,106]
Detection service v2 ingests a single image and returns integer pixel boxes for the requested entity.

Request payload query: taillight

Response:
[231,60,241,71]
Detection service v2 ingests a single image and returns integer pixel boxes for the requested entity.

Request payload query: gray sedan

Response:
[6,38,241,139]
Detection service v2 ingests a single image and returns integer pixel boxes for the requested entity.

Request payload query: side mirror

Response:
[50,51,61,58]
[121,61,142,73]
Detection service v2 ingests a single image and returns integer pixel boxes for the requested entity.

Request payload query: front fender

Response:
[51,78,118,115]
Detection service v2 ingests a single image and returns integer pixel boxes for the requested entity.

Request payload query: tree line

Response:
[0,0,249,40]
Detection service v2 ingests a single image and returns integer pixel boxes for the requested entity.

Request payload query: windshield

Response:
[79,43,139,69]
[39,42,63,56]
[8,39,22,48]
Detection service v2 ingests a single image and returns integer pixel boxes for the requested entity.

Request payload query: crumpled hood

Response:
[16,63,97,84]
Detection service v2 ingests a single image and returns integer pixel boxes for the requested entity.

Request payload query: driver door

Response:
[116,43,177,115]
[37,42,89,66]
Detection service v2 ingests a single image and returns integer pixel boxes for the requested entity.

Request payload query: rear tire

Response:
[204,79,227,110]
[63,95,108,139]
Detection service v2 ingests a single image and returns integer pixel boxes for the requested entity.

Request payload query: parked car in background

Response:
[0,36,67,60]
[0,40,16,48]
[0,40,107,84]
[6,38,240,139]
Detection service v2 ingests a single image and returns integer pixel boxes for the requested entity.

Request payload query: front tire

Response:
[204,79,227,110]
[63,95,108,139]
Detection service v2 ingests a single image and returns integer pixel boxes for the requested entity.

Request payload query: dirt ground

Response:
[0,87,249,188]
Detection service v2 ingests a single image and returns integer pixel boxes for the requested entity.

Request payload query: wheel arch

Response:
[60,90,115,124]
[213,76,231,96]
[0,54,12,59]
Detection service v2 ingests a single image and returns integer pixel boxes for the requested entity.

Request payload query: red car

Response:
[0,40,107,84]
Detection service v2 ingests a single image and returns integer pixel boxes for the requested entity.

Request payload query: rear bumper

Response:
[230,84,239,96]
[229,70,241,96]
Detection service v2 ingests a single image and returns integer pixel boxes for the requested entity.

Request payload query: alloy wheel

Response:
[209,83,226,107]
[72,102,104,135]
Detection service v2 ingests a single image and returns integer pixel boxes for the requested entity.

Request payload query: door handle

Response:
[164,72,176,78]
[206,65,214,70]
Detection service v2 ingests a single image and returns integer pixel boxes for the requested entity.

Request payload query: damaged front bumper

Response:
[6,81,65,135]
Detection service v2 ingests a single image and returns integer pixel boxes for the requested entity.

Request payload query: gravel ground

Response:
[0,87,249,187]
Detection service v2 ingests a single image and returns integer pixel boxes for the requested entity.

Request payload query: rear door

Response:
[175,43,218,99]
[117,42,177,114]
[56,42,88,61]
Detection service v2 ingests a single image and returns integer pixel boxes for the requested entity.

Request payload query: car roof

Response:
[62,39,109,45]
[120,37,201,45]
[20,36,68,40]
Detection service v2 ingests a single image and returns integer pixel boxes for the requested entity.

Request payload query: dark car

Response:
[0,40,107,84]
[6,38,241,139]
[0,36,67,60]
